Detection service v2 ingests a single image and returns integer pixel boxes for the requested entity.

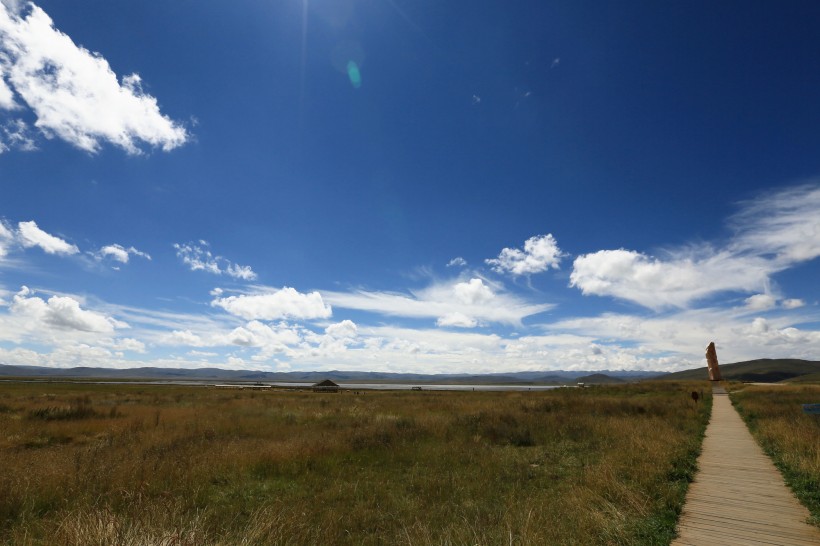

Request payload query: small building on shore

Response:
[312,379,340,393]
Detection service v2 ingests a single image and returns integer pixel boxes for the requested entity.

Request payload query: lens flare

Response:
[347,61,362,88]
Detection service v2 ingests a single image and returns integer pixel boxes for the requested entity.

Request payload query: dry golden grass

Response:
[0,381,710,545]
[730,384,820,527]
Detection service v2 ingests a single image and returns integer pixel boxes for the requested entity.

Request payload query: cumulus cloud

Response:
[0,2,188,154]
[11,286,126,333]
[436,312,477,328]
[109,337,145,353]
[166,329,205,347]
[212,287,332,321]
[570,248,770,310]
[486,234,563,275]
[17,220,78,255]
[452,278,495,305]
[447,257,467,268]
[325,319,357,338]
[227,320,302,348]
[782,298,805,309]
[98,244,151,264]
[174,241,257,280]
[744,294,776,311]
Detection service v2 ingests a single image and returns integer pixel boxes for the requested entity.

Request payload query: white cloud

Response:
[452,278,494,305]
[486,234,563,275]
[109,337,145,353]
[174,241,257,280]
[11,286,126,333]
[447,257,467,267]
[227,320,302,349]
[0,74,15,109]
[0,219,14,257]
[225,263,256,281]
[730,184,820,264]
[570,248,771,310]
[226,356,250,369]
[0,1,22,15]
[0,3,188,154]
[570,184,820,310]
[745,294,776,311]
[324,277,552,327]
[552,303,820,366]
[1,118,35,152]
[98,244,151,264]
[17,220,78,255]
[212,287,332,321]
[436,312,477,328]
[325,319,357,338]
[166,329,205,347]
[188,350,217,358]
[782,298,805,310]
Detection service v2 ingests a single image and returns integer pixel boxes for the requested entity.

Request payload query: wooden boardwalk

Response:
[673,385,820,545]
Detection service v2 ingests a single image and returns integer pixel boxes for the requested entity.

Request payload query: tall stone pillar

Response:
[706,342,722,381]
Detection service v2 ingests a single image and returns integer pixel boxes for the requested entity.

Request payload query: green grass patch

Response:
[731,385,820,528]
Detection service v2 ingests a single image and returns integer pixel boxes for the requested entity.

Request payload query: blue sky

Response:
[1,0,819,374]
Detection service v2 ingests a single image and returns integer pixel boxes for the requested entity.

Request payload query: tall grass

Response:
[0,381,710,545]
[730,384,820,527]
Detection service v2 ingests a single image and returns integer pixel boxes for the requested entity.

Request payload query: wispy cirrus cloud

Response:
[324,277,553,327]
[0,2,188,154]
[0,219,14,257]
[729,183,820,263]
[174,241,256,280]
[570,184,820,310]
[551,303,820,366]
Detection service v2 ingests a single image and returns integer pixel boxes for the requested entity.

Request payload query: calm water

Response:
[1,379,565,391]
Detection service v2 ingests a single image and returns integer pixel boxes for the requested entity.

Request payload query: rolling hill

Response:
[657,359,820,383]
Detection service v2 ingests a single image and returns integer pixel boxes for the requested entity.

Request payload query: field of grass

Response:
[0,381,710,545]
[730,384,820,528]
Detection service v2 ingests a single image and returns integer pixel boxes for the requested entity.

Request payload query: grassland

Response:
[729,384,820,528]
[0,381,710,545]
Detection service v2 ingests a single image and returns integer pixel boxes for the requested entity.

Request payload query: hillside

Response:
[575,373,625,384]
[657,359,820,383]
[783,371,820,384]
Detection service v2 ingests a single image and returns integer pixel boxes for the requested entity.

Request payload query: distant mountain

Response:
[575,373,624,384]
[656,359,820,383]
[0,364,663,384]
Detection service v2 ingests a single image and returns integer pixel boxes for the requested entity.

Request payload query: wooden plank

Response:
[671,386,820,545]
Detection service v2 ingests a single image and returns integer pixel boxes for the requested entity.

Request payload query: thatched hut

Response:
[312,379,340,393]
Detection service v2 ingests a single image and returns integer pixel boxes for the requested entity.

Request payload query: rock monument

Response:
[705,342,722,381]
